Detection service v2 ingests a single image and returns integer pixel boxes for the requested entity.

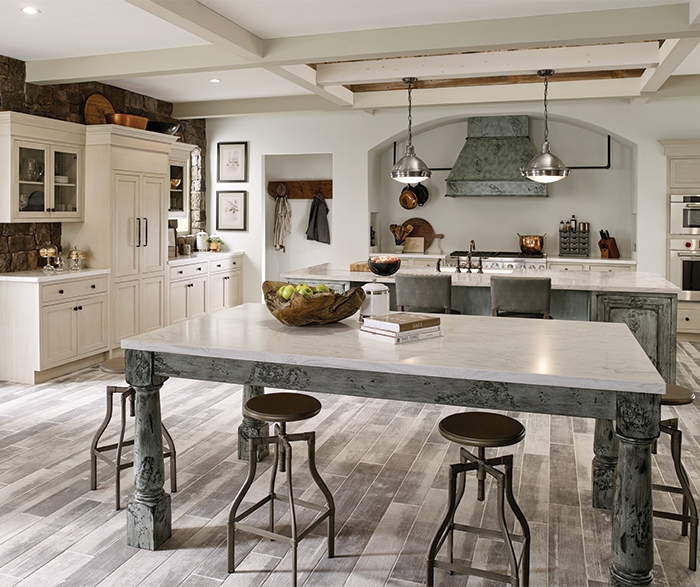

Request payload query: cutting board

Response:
[349,261,371,272]
[402,218,444,251]
[84,94,115,125]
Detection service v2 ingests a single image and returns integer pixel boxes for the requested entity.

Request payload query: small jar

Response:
[68,246,86,271]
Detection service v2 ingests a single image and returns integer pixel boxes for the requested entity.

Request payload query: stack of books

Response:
[359,312,443,344]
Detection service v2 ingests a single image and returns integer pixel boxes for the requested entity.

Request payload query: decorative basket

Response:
[263,281,366,326]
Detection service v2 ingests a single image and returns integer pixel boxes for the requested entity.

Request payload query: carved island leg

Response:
[593,418,619,509]
[125,349,171,550]
[610,392,660,587]
[238,384,269,461]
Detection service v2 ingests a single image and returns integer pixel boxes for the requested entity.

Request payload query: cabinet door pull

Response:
[73,306,78,311]
[91,284,96,289]
[136,218,142,247]
[177,270,183,275]
[78,306,83,310]
[144,217,148,247]
[216,264,221,268]
[59,289,64,294]
[196,267,202,271]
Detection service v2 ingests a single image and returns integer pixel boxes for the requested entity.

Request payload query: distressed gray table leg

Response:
[125,349,171,550]
[610,392,660,587]
[592,418,619,509]
[238,384,269,461]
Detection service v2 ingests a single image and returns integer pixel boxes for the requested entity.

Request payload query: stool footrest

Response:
[654,509,698,524]
[452,522,527,544]
[432,558,519,584]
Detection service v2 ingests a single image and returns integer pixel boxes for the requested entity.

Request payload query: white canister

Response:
[195,231,208,251]
[360,280,390,321]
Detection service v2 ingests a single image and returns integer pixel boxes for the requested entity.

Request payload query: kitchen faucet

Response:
[466,239,476,273]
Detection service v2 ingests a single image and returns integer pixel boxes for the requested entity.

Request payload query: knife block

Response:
[598,237,620,259]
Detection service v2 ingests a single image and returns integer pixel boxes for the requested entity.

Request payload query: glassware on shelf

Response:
[68,246,86,271]
[55,255,67,273]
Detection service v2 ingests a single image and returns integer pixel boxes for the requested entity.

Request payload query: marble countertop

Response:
[282,263,679,294]
[122,303,664,394]
[0,268,110,283]
[552,256,636,265]
[169,250,243,266]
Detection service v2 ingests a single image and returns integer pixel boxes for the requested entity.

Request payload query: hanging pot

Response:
[413,183,430,206]
[518,233,546,255]
[399,186,418,210]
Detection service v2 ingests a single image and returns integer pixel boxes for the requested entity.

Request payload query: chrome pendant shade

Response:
[391,77,431,184]
[521,70,570,184]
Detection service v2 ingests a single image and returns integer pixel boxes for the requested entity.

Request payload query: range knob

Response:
[490,262,499,268]
[507,264,514,269]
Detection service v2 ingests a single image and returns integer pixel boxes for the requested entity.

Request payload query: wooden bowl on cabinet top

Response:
[105,113,148,130]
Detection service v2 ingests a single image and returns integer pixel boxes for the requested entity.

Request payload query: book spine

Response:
[359,328,443,344]
[362,317,440,332]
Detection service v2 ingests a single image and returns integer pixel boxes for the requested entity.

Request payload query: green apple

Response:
[278,285,288,297]
[298,285,314,296]
[280,285,296,300]
[315,283,330,293]
[296,283,309,292]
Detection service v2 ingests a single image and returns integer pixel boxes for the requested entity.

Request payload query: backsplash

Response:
[0,223,61,273]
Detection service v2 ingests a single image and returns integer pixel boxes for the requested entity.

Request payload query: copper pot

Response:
[518,233,546,255]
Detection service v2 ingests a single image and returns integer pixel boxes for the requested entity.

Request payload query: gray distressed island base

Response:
[123,303,666,587]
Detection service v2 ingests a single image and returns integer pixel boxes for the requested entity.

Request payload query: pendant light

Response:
[391,77,431,184]
[521,70,570,184]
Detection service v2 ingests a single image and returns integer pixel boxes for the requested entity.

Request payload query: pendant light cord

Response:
[407,78,413,146]
[542,72,549,144]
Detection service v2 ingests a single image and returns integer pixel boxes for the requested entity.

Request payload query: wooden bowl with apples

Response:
[262,280,366,326]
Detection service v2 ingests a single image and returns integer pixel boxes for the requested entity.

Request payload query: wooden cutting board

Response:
[402,218,444,251]
[84,94,115,125]
[349,261,371,272]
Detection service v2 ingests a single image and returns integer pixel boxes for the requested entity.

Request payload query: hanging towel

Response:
[273,194,291,252]
[306,190,330,244]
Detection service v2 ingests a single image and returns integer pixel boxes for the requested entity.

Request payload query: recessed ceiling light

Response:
[21,6,40,14]
[209,78,221,83]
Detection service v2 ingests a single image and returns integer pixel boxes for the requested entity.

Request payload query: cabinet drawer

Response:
[170,262,207,280]
[209,256,241,273]
[678,304,700,333]
[548,263,585,271]
[42,276,108,303]
[590,265,633,272]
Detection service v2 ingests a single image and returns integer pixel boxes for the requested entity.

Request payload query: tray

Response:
[402,218,444,252]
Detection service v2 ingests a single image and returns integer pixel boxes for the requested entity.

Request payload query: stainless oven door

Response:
[671,202,700,234]
[669,249,700,301]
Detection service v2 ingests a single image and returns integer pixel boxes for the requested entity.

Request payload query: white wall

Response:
[206,95,700,303]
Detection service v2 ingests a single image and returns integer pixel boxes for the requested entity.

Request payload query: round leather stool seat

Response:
[100,356,125,374]
[244,392,322,423]
[439,412,525,448]
[663,384,696,406]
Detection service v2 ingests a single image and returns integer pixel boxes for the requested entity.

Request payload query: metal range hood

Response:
[445,116,547,197]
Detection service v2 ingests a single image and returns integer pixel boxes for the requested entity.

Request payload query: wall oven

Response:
[669,238,700,301]
[670,194,700,235]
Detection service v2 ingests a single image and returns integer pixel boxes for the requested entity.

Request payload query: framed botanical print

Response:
[217,190,247,231]
[217,142,248,182]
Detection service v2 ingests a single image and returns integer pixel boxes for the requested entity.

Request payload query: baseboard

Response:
[677,332,700,343]
[33,352,109,384]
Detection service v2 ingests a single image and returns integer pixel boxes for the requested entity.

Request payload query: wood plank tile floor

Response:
[0,344,699,586]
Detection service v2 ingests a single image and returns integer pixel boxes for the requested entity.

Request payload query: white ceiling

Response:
[2,0,700,117]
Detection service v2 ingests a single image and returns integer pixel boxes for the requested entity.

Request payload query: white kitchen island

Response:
[122,303,664,587]
[283,263,680,385]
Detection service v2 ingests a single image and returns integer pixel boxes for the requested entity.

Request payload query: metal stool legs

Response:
[653,417,698,571]
[227,423,335,587]
[427,447,530,587]
[90,385,177,510]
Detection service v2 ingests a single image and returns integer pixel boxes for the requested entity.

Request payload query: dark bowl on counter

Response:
[367,256,401,276]
[146,121,181,135]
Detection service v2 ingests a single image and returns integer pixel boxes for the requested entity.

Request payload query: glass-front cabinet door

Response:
[14,141,83,221]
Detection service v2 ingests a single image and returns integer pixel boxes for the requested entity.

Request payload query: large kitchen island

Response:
[282,263,680,384]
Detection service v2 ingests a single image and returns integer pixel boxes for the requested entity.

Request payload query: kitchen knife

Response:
[600,229,606,240]
[605,230,610,239]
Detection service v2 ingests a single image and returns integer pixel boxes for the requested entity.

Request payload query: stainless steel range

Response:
[445,250,547,271]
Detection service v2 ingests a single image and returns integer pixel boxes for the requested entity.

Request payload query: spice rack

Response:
[559,230,590,257]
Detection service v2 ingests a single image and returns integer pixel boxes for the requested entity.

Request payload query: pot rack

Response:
[266,180,333,200]
[392,134,612,172]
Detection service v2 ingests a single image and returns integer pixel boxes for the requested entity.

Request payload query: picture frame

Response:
[217,142,248,182]
[217,190,247,231]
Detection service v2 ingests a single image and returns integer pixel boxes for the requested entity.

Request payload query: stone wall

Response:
[0,53,207,272]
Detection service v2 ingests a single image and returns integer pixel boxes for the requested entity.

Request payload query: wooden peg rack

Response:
[267,180,333,200]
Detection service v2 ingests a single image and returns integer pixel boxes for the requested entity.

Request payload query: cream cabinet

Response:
[0,112,85,223]
[169,142,196,234]
[0,270,110,384]
[547,260,635,271]
[169,261,208,324]
[63,125,178,350]
[209,255,242,313]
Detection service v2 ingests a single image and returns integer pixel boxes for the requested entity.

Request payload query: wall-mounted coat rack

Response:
[267,180,333,200]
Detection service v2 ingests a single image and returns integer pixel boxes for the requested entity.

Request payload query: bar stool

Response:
[491,276,551,319]
[90,356,177,510]
[228,392,335,587]
[653,383,698,571]
[427,412,530,587]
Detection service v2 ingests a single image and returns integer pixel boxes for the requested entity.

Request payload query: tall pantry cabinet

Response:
[63,126,179,350]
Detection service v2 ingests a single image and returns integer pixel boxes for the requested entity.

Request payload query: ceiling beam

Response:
[172,94,346,118]
[691,1,700,25]
[265,64,354,107]
[26,4,700,85]
[317,43,659,87]
[124,0,263,60]
[638,37,700,94]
